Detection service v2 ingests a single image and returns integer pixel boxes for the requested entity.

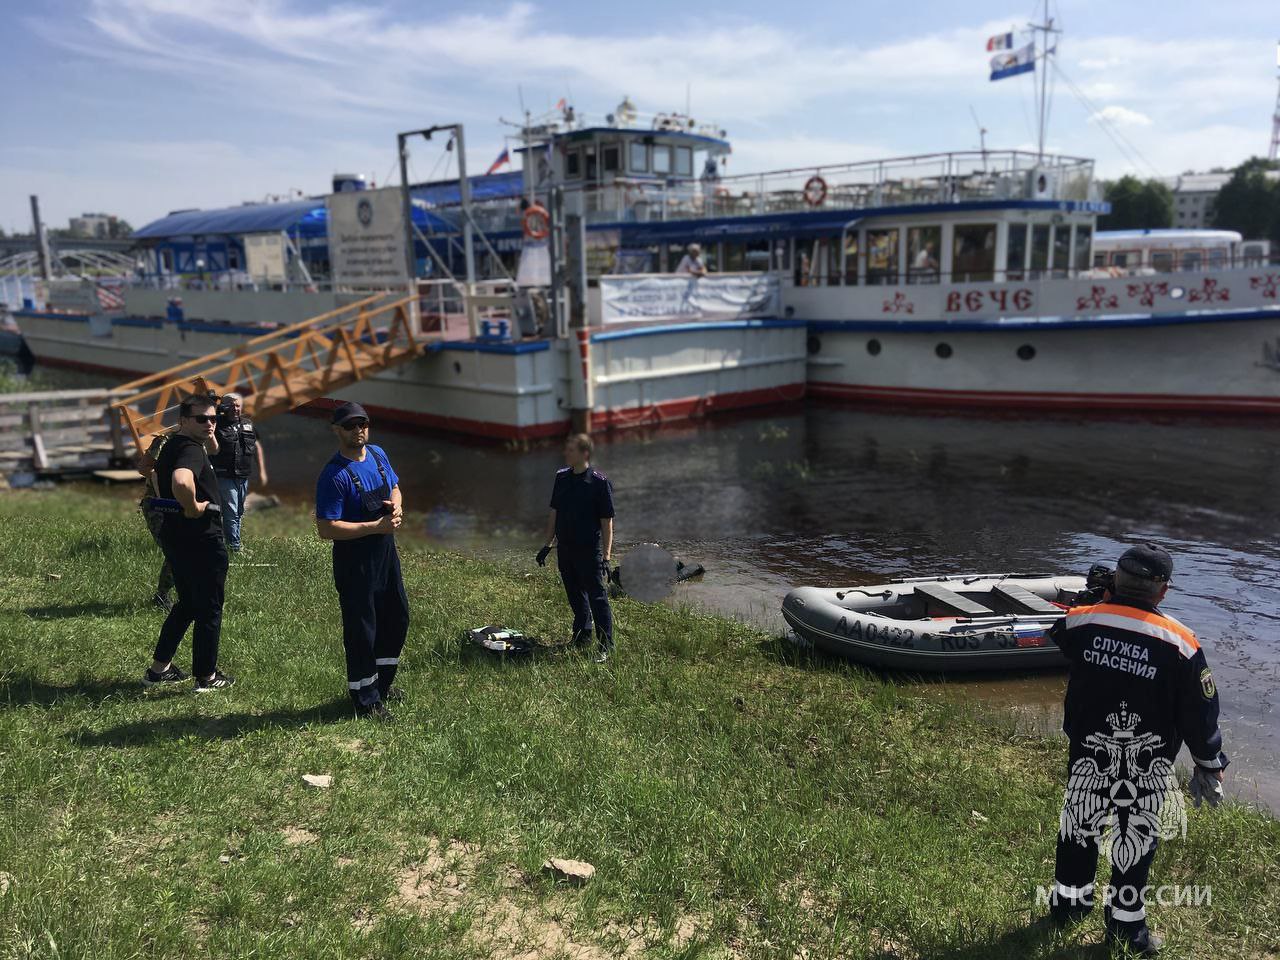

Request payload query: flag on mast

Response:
[990,41,1035,81]
[986,32,1013,51]
[486,147,510,175]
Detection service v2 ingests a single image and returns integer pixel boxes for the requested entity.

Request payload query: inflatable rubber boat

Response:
[782,572,1094,672]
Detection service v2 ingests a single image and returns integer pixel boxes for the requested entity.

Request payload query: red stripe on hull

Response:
[809,381,1280,414]
[306,382,806,440]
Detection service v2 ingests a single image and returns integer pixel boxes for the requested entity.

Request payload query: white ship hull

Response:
[791,268,1280,414]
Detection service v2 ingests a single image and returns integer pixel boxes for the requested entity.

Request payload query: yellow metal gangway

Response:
[111,290,427,455]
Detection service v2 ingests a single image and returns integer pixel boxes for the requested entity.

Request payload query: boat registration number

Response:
[834,617,915,648]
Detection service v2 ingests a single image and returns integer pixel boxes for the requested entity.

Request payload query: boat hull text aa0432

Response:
[781,573,1091,672]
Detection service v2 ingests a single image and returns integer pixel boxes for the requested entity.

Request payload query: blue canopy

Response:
[133,200,325,240]
[134,195,459,241]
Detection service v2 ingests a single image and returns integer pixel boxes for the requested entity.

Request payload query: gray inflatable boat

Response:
[782,572,1092,672]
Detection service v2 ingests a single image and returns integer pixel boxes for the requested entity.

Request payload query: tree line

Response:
[1099,158,1280,245]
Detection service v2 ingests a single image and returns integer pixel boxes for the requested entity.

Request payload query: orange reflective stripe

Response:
[1064,602,1199,656]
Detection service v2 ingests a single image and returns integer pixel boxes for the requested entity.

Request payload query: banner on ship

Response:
[599,274,780,324]
[327,187,409,288]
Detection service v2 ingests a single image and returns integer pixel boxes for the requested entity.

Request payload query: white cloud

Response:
[7,2,1277,226]
[1090,105,1153,128]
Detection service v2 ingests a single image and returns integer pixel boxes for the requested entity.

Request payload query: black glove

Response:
[600,558,614,582]
[536,545,551,567]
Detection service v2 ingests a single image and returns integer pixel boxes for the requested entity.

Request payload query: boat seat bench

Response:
[913,582,995,617]
[992,583,1062,615]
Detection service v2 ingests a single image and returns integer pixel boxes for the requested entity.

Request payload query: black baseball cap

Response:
[1117,542,1173,583]
[331,401,370,426]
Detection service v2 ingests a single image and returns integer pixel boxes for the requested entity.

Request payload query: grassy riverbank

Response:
[0,488,1276,959]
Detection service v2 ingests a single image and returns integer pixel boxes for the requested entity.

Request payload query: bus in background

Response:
[1092,228,1272,275]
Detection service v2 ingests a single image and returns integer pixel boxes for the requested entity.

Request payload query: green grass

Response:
[0,488,1276,959]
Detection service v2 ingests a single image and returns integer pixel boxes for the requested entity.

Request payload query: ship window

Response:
[1051,226,1070,277]
[1017,344,1036,360]
[842,233,859,285]
[675,146,693,177]
[1030,224,1050,277]
[723,242,746,272]
[629,142,649,173]
[866,229,899,285]
[1072,225,1092,274]
[1007,223,1028,280]
[1208,247,1226,269]
[1174,251,1197,272]
[907,226,941,284]
[602,144,621,173]
[653,146,672,175]
[936,342,953,358]
[952,223,997,282]
[566,149,582,179]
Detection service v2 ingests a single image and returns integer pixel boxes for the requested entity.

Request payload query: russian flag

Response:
[990,42,1035,81]
[486,147,510,175]
[986,32,1013,52]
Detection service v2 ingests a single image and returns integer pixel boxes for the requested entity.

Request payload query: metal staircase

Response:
[111,290,427,455]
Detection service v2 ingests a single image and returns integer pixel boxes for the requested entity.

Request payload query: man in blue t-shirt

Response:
[536,433,616,662]
[315,402,410,721]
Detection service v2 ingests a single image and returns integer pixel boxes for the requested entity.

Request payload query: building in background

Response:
[68,213,116,238]
[1162,173,1231,229]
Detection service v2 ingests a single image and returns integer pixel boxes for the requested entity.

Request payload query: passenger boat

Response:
[781,573,1093,671]
[12,90,1280,436]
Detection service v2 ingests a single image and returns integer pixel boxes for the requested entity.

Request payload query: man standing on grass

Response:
[536,433,615,663]
[142,394,235,692]
[1047,543,1227,956]
[210,392,267,554]
[315,402,409,722]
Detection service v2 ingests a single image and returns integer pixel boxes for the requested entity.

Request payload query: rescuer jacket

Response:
[1049,597,1228,771]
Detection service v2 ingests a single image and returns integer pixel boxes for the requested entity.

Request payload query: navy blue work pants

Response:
[333,534,410,708]
[557,547,612,651]
[1050,744,1160,937]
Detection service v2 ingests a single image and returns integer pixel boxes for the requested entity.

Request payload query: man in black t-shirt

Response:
[143,395,235,692]
[536,433,616,662]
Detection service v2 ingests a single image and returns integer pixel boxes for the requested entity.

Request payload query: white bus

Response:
[1092,228,1271,274]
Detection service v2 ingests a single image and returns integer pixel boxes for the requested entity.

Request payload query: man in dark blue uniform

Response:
[537,433,615,663]
[315,402,409,721]
[1047,543,1228,956]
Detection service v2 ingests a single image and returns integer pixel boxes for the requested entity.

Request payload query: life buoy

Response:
[522,203,550,241]
[803,175,827,207]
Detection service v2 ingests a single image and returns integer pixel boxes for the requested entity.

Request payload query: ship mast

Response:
[1029,0,1061,161]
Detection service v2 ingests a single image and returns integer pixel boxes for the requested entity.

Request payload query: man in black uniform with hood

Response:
[1047,543,1227,956]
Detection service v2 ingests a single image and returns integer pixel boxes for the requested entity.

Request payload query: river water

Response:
[24,363,1280,812]
[244,403,1280,813]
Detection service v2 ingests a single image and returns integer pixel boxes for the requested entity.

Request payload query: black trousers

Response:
[153,530,227,677]
[1050,746,1161,935]
[333,535,410,707]
[557,547,612,651]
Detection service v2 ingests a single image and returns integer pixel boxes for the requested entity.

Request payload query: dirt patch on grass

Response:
[391,838,483,913]
[282,825,318,847]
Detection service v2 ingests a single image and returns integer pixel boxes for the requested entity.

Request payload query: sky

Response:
[1,0,1277,233]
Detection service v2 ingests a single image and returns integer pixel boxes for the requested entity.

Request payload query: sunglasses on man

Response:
[185,414,217,424]
[340,419,370,430]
